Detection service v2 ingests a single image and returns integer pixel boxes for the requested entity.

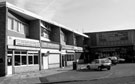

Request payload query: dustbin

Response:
[73,62,77,70]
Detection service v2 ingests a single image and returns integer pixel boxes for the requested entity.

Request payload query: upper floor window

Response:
[41,22,51,40]
[41,27,50,39]
[8,17,29,36]
[8,17,13,30]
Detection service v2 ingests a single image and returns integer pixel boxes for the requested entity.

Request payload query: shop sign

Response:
[41,42,59,49]
[62,45,74,50]
[15,39,40,47]
[98,31,128,42]
[66,50,75,53]
[74,47,83,52]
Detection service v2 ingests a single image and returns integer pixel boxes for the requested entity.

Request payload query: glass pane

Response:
[21,51,27,54]
[28,56,33,64]
[17,22,21,32]
[8,18,13,30]
[13,20,18,31]
[24,25,29,37]
[34,56,38,64]
[15,55,20,66]
[8,50,12,54]
[7,56,12,66]
[15,51,20,54]
[21,23,25,34]
[22,56,27,65]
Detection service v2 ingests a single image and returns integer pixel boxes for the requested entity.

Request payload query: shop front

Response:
[7,36,40,75]
[74,47,84,64]
[61,45,75,67]
[41,42,60,69]
[90,46,134,63]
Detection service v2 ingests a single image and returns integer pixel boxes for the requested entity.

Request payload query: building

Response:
[85,29,135,63]
[0,2,88,76]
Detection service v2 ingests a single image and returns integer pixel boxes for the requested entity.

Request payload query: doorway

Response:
[43,56,48,69]
[7,55,12,75]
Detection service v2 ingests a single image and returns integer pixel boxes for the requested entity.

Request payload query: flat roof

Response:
[85,29,135,34]
[0,1,88,38]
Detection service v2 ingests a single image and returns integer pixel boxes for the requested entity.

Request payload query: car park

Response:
[86,58,112,71]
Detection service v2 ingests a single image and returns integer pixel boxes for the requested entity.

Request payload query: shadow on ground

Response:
[77,68,107,72]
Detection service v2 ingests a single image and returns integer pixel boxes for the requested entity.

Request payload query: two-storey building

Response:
[0,2,88,76]
[85,29,135,63]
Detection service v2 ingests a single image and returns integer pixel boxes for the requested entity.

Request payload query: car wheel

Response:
[98,66,102,71]
[87,65,90,70]
[107,66,111,70]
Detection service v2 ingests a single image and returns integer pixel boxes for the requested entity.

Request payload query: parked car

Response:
[107,56,118,65]
[86,58,112,71]
[117,58,125,63]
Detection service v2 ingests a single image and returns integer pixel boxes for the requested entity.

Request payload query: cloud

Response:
[38,0,72,20]
[6,0,72,20]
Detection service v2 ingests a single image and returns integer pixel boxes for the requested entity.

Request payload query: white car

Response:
[87,59,112,71]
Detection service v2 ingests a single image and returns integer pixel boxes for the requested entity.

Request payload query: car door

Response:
[94,60,100,69]
[90,60,99,69]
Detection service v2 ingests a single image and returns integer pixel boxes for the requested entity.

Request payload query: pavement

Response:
[0,65,85,84]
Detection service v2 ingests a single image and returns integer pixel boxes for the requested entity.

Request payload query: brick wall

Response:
[14,65,39,73]
[0,6,7,76]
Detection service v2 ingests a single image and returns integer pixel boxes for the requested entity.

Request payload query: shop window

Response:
[21,51,27,54]
[15,51,20,54]
[7,56,12,66]
[28,56,33,64]
[34,56,38,64]
[22,56,27,65]
[8,50,12,54]
[15,55,20,66]
[67,55,74,61]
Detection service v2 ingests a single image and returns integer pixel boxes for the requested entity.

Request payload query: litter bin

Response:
[73,62,77,70]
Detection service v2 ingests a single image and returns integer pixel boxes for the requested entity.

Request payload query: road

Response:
[39,63,135,84]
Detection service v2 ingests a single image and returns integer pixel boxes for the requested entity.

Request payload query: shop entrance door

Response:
[43,56,48,69]
[7,55,12,75]
[62,55,67,67]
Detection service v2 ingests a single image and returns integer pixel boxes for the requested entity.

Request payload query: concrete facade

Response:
[0,2,88,76]
[85,29,135,63]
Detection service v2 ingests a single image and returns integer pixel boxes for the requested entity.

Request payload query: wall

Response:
[96,30,132,47]
[0,6,7,76]
[50,25,60,43]
[67,32,74,45]
[76,36,84,47]
[86,30,134,48]
[14,65,39,73]
[29,20,40,40]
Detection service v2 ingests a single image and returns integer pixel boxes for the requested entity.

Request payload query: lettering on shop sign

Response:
[98,31,128,42]
[62,45,74,50]
[41,42,59,49]
[15,39,40,47]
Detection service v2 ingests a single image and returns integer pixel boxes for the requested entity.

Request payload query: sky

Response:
[1,0,135,33]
